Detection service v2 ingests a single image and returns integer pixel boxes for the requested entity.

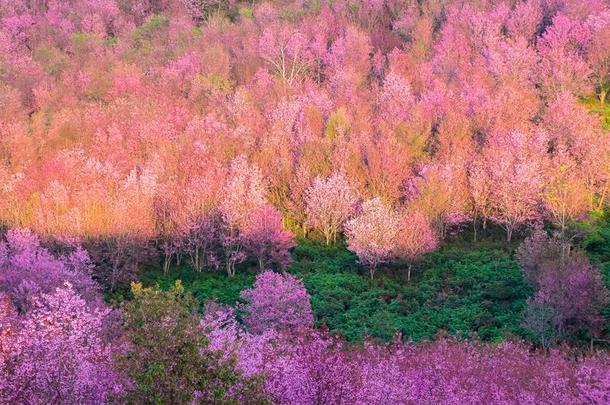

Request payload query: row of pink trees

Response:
[156,157,295,276]
[0,0,607,271]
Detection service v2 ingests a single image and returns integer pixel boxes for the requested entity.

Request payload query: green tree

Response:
[117,281,267,404]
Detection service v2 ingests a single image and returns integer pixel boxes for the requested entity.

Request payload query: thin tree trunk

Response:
[407,264,412,282]
[163,254,171,275]
[472,212,478,242]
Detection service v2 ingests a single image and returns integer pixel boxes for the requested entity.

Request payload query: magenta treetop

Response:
[240,270,314,334]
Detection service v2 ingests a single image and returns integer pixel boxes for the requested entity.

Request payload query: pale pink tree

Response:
[467,157,493,241]
[345,198,401,279]
[242,205,295,272]
[485,130,548,242]
[543,149,591,235]
[220,156,267,230]
[377,71,414,125]
[240,270,313,334]
[259,25,313,87]
[586,12,610,103]
[537,13,593,98]
[395,211,439,281]
[405,162,471,239]
[305,172,358,245]
[219,157,267,276]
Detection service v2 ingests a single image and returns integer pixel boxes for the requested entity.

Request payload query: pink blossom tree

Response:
[395,211,438,281]
[543,149,590,235]
[485,130,548,242]
[345,198,401,279]
[220,157,268,276]
[259,25,313,88]
[203,318,610,404]
[181,213,221,272]
[242,205,295,272]
[537,13,593,98]
[467,157,493,241]
[0,283,121,404]
[305,172,358,245]
[586,12,610,103]
[240,270,313,334]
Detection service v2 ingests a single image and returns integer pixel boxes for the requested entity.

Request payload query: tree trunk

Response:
[407,264,412,282]
[472,212,478,242]
[369,264,376,280]
[226,261,233,277]
[163,254,171,275]
[324,230,332,246]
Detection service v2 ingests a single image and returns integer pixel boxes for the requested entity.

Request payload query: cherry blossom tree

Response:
[543,150,591,235]
[305,172,358,245]
[240,270,314,334]
[242,205,295,272]
[467,157,493,241]
[219,157,268,276]
[395,211,438,281]
[203,313,610,404]
[485,130,548,242]
[181,213,221,273]
[586,12,610,103]
[0,283,121,404]
[0,228,100,310]
[259,25,314,87]
[537,13,593,98]
[345,198,401,279]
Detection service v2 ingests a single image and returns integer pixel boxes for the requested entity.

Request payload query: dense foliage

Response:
[1,0,610,402]
[0,0,608,267]
[201,301,610,404]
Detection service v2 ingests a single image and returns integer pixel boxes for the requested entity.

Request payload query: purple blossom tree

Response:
[0,282,121,404]
[240,271,314,334]
[0,228,100,310]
